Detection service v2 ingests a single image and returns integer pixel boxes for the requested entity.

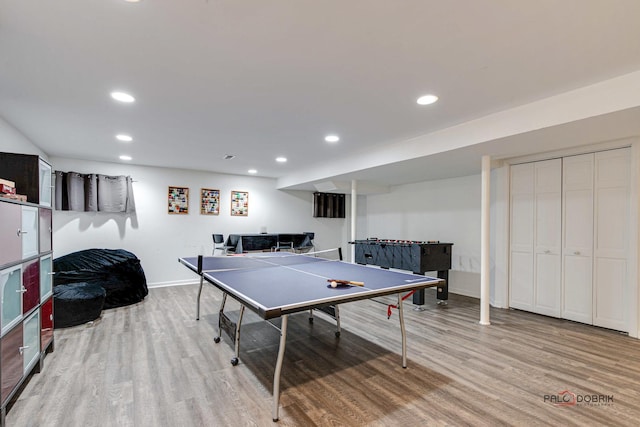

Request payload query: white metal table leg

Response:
[272,314,288,421]
[196,275,204,320]
[234,305,245,362]
[214,293,228,343]
[398,294,407,368]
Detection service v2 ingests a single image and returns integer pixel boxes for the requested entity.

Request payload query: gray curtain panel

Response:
[54,170,66,210]
[97,174,127,212]
[125,176,136,213]
[86,173,98,212]
[66,172,85,211]
[54,171,135,213]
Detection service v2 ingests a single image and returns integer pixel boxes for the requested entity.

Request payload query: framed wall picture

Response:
[168,186,189,214]
[230,190,248,216]
[200,188,220,215]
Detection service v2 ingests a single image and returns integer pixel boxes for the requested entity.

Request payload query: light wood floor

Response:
[7,284,640,427]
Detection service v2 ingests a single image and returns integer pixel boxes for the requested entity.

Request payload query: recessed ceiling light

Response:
[124,0,142,3]
[110,91,135,103]
[248,169,257,174]
[119,155,132,161]
[116,134,133,142]
[416,94,438,105]
[275,157,287,163]
[325,135,340,143]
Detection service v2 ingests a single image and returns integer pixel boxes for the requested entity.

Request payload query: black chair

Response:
[54,282,106,328]
[224,235,240,253]
[212,234,229,254]
[273,241,294,252]
[298,232,315,252]
[273,234,295,252]
[53,249,148,310]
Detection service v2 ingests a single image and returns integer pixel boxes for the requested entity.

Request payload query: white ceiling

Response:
[1,0,640,192]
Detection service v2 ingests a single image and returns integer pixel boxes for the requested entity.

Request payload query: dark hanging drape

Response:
[54,171,135,213]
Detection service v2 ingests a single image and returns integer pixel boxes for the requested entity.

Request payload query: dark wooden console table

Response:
[225,233,312,253]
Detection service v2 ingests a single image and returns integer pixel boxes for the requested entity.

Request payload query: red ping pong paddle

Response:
[327,279,364,287]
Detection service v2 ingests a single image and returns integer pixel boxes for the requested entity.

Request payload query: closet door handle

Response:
[573,251,581,255]
[19,346,29,355]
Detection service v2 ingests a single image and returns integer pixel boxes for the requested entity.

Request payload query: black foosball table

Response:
[351,239,453,307]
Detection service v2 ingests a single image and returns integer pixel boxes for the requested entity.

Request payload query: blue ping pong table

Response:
[179,251,443,422]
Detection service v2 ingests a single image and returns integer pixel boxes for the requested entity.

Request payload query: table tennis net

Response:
[191,248,344,274]
[253,247,343,262]
[240,248,342,267]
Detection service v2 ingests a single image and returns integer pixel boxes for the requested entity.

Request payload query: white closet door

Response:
[533,159,562,317]
[509,163,534,311]
[562,154,594,324]
[593,148,630,331]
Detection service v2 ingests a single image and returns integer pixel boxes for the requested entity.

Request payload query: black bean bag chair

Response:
[54,282,106,328]
[53,249,148,309]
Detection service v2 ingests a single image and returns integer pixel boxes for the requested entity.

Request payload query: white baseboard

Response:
[147,279,199,289]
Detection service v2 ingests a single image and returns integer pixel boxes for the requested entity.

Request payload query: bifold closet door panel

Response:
[562,154,594,324]
[510,252,534,310]
[533,159,562,317]
[509,163,534,311]
[593,148,630,331]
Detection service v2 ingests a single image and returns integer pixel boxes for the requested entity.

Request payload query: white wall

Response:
[50,157,347,287]
[0,116,47,157]
[363,175,485,298]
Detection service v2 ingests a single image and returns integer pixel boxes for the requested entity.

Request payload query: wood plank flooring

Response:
[7,284,640,426]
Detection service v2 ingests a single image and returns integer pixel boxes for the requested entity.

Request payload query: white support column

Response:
[480,155,491,325]
[351,180,357,263]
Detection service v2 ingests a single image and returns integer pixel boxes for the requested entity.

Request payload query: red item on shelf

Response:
[0,178,15,187]
[0,183,16,194]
